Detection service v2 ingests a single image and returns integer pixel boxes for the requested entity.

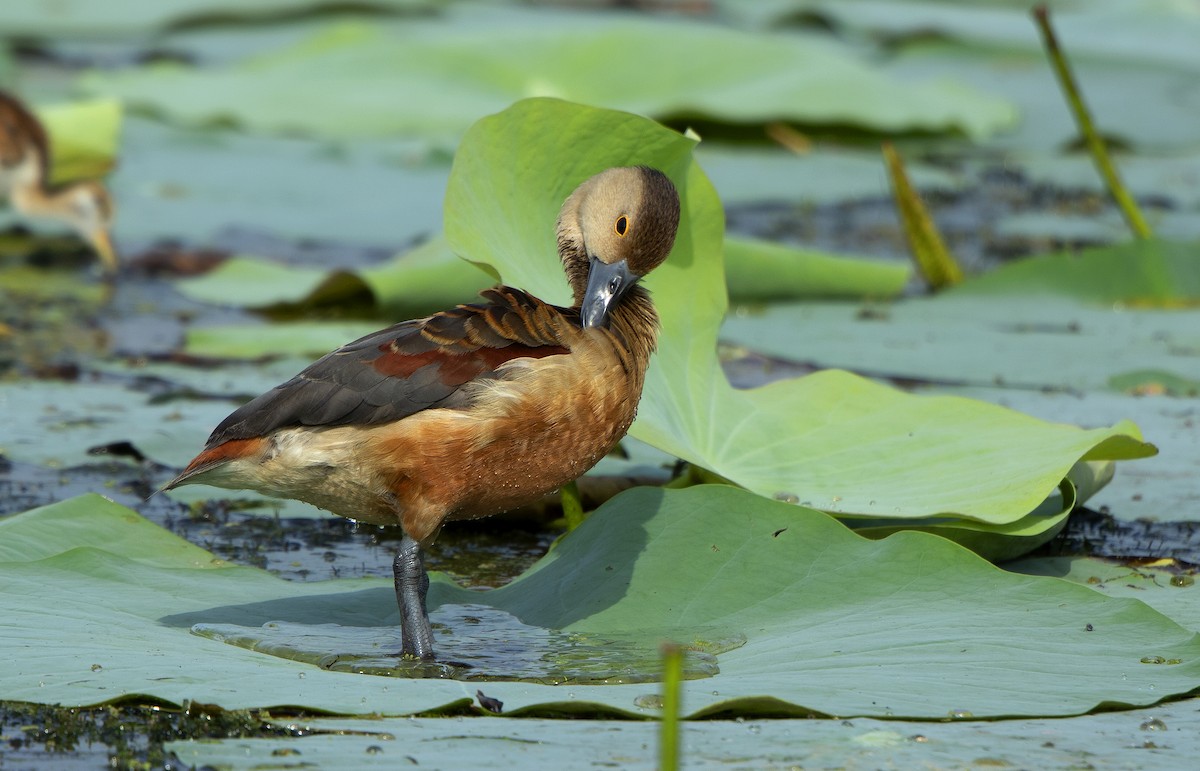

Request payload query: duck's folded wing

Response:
[203,288,573,448]
[0,91,50,176]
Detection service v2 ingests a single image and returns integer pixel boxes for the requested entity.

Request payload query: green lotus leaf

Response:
[721,241,1200,393]
[0,0,440,39]
[167,696,1200,771]
[848,460,1116,562]
[919,385,1200,524]
[444,97,1153,527]
[1010,555,1200,633]
[955,238,1200,305]
[753,1,1200,151]
[748,0,1200,75]
[36,97,122,184]
[79,7,1015,141]
[184,320,378,360]
[723,236,909,301]
[172,234,905,322]
[172,256,331,308]
[104,118,450,248]
[171,239,492,319]
[3,489,1200,719]
[0,379,254,469]
[695,144,962,205]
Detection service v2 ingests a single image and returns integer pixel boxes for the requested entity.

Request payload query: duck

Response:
[0,90,117,273]
[166,166,681,662]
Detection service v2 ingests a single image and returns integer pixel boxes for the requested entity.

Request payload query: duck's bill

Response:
[89,228,118,273]
[581,257,639,329]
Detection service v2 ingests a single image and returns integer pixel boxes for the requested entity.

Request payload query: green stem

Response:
[1032,4,1153,240]
[882,142,963,290]
[560,480,585,532]
[664,464,735,489]
[659,642,683,771]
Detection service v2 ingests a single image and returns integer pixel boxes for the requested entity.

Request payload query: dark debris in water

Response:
[1034,507,1200,567]
[0,456,559,586]
[475,690,504,714]
[724,163,1164,280]
[0,700,294,771]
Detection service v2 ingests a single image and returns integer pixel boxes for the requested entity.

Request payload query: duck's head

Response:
[11,176,119,273]
[555,166,680,329]
[64,181,118,273]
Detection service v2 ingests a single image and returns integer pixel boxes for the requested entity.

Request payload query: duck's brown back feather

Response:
[201,287,573,450]
[170,283,660,544]
[0,91,49,180]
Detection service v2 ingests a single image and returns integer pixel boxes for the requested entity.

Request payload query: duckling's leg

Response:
[393,535,435,661]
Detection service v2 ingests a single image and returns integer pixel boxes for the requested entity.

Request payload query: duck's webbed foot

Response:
[393,535,435,661]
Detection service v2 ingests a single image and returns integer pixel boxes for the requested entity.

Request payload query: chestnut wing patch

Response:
[203,288,570,449]
[0,91,50,176]
[372,341,566,382]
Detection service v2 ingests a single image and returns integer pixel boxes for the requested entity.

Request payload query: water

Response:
[192,605,746,684]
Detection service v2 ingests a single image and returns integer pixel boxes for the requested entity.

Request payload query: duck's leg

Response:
[393,535,435,661]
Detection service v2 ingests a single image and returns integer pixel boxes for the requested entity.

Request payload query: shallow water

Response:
[193,605,745,684]
[0,67,1190,771]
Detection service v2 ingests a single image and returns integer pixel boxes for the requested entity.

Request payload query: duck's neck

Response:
[562,255,590,309]
[601,285,660,386]
[10,178,74,222]
[559,247,659,378]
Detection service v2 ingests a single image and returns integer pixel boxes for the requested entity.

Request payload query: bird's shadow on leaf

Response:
[159,586,397,630]
[483,485,658,630]
[158,486,659,638]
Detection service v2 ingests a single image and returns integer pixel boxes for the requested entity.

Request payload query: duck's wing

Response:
[202,287,574,449]
[0,91,50,177]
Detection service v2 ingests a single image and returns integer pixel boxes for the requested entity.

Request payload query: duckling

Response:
[0,91,117,273]
[167,166,681,662]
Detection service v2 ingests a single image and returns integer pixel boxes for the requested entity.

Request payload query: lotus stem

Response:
[765,122,812,155]
[882,142,963,290]
[560,480,585,531]
[1032,4,1153,240]
[665,464,733,489]
[659,642,684,771]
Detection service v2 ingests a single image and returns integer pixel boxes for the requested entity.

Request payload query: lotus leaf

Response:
[79,8,1015,141]
[444,98,1153,530]
[3,489,1199,719]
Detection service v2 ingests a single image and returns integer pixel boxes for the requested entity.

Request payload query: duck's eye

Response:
[614,216,628,236]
